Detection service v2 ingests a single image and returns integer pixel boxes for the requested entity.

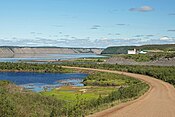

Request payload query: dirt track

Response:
[63,66,175,117]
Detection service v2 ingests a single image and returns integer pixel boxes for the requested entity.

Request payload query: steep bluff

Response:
[0,47,103,57]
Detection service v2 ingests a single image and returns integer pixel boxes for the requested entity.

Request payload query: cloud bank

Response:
[0,37,174,48]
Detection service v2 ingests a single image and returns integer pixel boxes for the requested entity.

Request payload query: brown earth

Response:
[63,66,175,117]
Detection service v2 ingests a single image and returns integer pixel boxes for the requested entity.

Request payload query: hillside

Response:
[0,47,103,57]
[101,44,175,54]
[0,80,66,117]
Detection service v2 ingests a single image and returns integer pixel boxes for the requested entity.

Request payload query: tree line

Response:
[0,62,73,73]
[61,62,175,86]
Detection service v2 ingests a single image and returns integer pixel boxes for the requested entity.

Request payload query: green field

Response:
[41,86,115,102]
[41,72,139,103]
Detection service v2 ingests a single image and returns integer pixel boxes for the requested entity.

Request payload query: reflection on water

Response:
[0,72,88,92]
[0,54,105,62]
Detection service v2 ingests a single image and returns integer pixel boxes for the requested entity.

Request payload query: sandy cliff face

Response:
[0,48,14,54]
[0,47,103,57]
[12,48,76,54]
[0,48,14,57]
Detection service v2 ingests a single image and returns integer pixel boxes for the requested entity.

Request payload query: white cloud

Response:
[160,36,172,41]
[129,6,154,12]
[0,37,175,48]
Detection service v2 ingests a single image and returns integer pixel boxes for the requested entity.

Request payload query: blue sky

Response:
[0,0,175,47]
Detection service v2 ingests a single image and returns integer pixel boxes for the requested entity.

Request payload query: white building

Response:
[139,51,147,54]
[128,48,137,54]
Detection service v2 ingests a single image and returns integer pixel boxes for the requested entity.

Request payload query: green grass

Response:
[83,72,139,86]
[73,58,106,63]
[41,86,116,103]
[41,72,140,107]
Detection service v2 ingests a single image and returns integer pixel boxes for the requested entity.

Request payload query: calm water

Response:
[0,54,105,62]
[0,72,88,92]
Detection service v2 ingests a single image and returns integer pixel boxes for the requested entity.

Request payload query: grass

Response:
[41,86,116,103]
[73,58,106,63]
[41,72,140,106]
[83,72,139,86]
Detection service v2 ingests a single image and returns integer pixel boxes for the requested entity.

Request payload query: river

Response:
[0,53,105,62]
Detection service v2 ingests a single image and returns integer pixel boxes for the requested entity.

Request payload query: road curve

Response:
[63,66,175,117]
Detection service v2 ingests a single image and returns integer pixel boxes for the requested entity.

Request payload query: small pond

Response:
[0,72,88,92]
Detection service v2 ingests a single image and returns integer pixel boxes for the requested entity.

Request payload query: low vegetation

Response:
[41,86,115,103]
[0,62,74,73]
[83,72,138,86]
[41,72,148,116]
[112,52,175,62]
[114,54,152,62]
[73,58,105,63]
[0,64,149,117]
[0,80,66,117]
[61,62,175,86]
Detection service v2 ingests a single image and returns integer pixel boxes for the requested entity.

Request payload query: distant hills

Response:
[0,47,103,57]
[101,44,175,54]
[0,44,174,56]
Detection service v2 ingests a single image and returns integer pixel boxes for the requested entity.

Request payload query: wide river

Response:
[0,72,88,92]
[0,53,105,62]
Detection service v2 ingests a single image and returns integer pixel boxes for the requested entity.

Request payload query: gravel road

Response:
[63,66,175,117]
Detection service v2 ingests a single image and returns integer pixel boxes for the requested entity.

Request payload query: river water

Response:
[0,53,105,62]
[0,53,102,92]
[0,72,88,92]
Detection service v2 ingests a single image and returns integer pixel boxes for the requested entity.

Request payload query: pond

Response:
[0,72,88,92]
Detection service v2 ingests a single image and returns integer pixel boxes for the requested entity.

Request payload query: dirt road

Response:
[63,66,175,117]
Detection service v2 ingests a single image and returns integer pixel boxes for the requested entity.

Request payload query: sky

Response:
[0,0,175,48]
